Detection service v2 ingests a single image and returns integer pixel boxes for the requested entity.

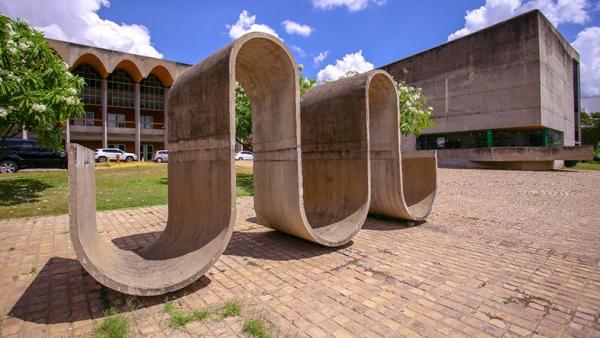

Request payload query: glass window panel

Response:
[141,74,165,111]
[72,64,102,105]
[108,70,134,108]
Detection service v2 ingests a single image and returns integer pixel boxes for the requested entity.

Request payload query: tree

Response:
[396,81,434,136]
[235,67,316,150]
[235,85,253,150]
[338,71,434,136]
[581,111,600,160]
[0,15,84,151]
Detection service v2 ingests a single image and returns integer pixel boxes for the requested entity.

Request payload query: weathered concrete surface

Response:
[434,146,593,170]
[69,144,233,296]
[356,71,437,220]
[380,10,580,147]
[48,39,190,85]
[437,146,593,161]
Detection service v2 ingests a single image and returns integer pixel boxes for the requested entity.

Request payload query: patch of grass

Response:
[8,246,15,251]
[30,267,36,274]
[60,230,70,235]
[246,260,259,266]
[243,318,270,338]
[236,166,254,197]
[574,161,600,171]
[164,302,211,329]
[0,164,254,220]
[220,299,242,319]
[89,309,129,338]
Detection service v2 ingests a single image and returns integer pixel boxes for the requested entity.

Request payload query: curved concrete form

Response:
[68,33,373,296]
[365,72,438,221]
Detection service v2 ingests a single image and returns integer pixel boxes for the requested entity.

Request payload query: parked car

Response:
[153,150,168,163]
[0,139,67,173]
[94,148,138,162]
[235,151,254,160]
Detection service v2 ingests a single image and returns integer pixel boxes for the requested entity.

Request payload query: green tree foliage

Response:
[0,16,84,150]
[396,81,434,136]
[338,71,434,136]
[235,85,252,150]
[581,111,600,159]
[235,67,316,150]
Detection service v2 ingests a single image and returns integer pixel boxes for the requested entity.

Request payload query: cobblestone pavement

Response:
[0,168,599,337]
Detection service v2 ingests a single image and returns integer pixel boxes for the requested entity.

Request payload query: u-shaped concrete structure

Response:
[68,33,437,296]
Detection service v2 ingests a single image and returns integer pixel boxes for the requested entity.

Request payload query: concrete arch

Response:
[71,53,109,78]
[111,59,143,83]
[145,65,174,87]
[366,72,437,221]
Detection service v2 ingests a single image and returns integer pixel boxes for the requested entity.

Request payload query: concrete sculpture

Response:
[68,33,437,296]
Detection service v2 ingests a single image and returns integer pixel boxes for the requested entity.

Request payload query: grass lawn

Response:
[574,161,600,171]
[0,163,253,220]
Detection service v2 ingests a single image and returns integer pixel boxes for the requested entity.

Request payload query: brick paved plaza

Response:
[0,168,599,337]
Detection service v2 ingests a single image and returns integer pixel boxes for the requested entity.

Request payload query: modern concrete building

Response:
[43,39,191,160]
[380,10,592,169]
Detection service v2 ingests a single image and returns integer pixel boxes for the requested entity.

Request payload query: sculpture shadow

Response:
[109,227,347,261]
[224,229,350,260]
[362,215,425,231]
[0,178,54,206]
[8,256,211,325]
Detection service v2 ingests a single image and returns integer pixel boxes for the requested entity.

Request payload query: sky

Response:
[1,0,599,96]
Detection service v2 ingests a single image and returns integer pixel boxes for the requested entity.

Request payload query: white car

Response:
[235,151,254,160]
[153,150,169,163]
[95,148,138,162]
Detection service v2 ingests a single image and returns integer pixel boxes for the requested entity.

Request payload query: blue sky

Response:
[1,0,599,94]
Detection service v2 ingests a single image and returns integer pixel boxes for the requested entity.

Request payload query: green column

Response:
[542,128,549,147]
[486,129,493,148]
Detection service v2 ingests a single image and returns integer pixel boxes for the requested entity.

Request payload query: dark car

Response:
[0,139,67,173]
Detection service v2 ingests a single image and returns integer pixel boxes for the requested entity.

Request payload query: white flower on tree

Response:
[31,103,47,112]
[63,96,79,105]
[0,107,7,118]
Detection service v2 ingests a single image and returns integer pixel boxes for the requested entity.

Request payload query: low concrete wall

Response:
[431,146,593,170]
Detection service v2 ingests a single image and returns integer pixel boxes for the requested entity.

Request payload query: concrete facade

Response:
[379,10,589,169]
[21,39,192,159]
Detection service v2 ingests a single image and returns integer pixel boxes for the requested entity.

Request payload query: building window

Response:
[417,128,563,150]
[141,115,154,129]
[108,70,134,108]
[108,144,126,151]
[72,64,102,105]
[74,111,95,126]
[141,74,165,111]
[108,113,127,128]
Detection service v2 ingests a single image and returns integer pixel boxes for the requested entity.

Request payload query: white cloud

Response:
[291,45,307,58]
[311,0,385,12]
[282,20,314,37]
[449,0,591,40]
[227,10,280,40]
[313,50,330,66]
[0,0,163,58]
[317,50,374,82]
[573,26,600,97]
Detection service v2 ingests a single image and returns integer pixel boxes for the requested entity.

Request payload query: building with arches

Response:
[47,39,192,161]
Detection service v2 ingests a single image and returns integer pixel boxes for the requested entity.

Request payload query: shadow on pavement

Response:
[8,257,211,325]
